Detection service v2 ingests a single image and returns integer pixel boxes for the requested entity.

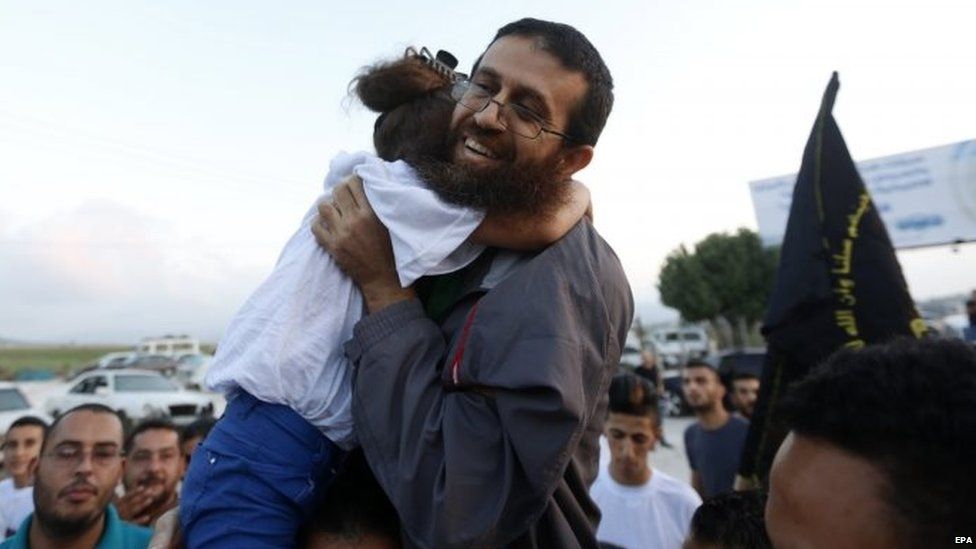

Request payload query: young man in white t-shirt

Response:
[591,373,701,549]
[0,416,47,539]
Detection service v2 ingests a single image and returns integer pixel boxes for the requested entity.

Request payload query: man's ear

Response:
[557,144,594,179]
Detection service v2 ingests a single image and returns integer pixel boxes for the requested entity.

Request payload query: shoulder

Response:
[119,522,153,546]
[653,469,702,506]
[729,415,750,432]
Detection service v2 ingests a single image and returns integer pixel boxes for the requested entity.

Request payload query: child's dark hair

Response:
[351,50,456,165]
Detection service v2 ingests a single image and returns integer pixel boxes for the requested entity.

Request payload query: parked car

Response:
[651,326,711,368]
[713,348,767,379]
[174,354,213,390]
[661,370,690,417]
[91,351,137,369]
[118,354,180,376]
[43,369,214,427]
[1,382,53,466]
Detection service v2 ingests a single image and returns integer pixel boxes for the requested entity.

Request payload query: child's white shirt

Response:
[206,152,485,449]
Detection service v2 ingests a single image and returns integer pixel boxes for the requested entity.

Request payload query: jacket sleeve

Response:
[346,271,618,548]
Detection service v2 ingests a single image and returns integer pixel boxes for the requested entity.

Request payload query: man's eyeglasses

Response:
[450,79,575,142]
[43,444,124,468]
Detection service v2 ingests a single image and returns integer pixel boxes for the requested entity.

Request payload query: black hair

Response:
[124,417,179,455]
[7,415,49,438]
[779,337,976,545]
[732,371,760,382]
[480,18,614,146]
[683,359,721,381]
[180,416,217,446]
[689,490,772,549]
[298,448,400,547]
[608,373,660,426]
[42,404,122,452]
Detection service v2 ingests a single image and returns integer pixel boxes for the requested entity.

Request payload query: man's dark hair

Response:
[689,490,772,549]
[732,371,759,383]
[180,416,217,446]
[478,18,614,146]
[42,404,121,452]
[779,337,976,545]
[8,415,49,437]
[124,417,179,455]
[683,358,721,381]
[298,449,400,547]
[608,373,660,426]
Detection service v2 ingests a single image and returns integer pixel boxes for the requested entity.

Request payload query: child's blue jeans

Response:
[180,391,344,548]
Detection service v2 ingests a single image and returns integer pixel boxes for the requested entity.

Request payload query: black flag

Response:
[739,72,926,485]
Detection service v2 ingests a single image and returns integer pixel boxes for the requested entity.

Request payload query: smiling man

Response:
[314,18,633,548]
[1,404,151,549]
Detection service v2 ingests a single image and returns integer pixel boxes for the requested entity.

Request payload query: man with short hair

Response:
[315,18,633,547]
[682,490,771,549]
[590,374,700,549]
[765,338,976,548]
[116,419,182,527]
[729,372,760,420]
[682,360,748,498]
[1,404,151,548]
[1,416,47,539]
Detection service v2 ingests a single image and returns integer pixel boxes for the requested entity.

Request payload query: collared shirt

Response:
[0,504,151,549]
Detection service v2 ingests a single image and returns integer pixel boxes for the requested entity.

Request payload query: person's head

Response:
[730,373,760,419]
[352,49,457,166]
[421,18,612,217]
[605,373,661,485]
[683,490,772,549]
[179,416,217,466]
[639,349,657,369]
[123,418,182,502]
[766,338,976,549]
[2,415,48,484]
[299,449,400,549]
[682,360,726,414]
[33,404,124,539]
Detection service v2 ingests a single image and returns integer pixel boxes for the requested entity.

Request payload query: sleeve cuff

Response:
[344,298,427,363]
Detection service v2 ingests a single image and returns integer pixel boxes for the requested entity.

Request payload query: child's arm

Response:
[469,180,591,250]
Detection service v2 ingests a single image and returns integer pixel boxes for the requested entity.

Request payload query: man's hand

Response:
[115,486,161,526]
[312,175,415,313]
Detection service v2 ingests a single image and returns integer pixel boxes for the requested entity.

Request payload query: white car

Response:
[43,369,214,426]
[92,351,138,369]
[1,382,53,434]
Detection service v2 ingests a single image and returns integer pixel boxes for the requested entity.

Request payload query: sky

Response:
[1,0,974,344]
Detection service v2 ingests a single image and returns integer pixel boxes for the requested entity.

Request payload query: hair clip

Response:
[406,46,467,82]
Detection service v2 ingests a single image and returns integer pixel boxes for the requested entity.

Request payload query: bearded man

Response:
[1,404,151,549]
[314,18,633,548]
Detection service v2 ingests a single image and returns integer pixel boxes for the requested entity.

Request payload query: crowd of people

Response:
[2,336,974,548]
[2,15,975,549]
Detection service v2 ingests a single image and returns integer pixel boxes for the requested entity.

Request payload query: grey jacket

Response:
[345,221,634,548]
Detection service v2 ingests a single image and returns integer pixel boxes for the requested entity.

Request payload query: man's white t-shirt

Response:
[0,479,33,539]
[206,152,485,450]
[590,466,702,549]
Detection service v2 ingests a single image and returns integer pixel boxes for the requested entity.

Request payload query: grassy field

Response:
[0,346,131,379]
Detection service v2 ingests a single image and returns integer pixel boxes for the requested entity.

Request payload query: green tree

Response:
[657,228,779,347]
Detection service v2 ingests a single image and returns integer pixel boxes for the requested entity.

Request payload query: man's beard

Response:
[413,128,571,217]
[33,481,107,539]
